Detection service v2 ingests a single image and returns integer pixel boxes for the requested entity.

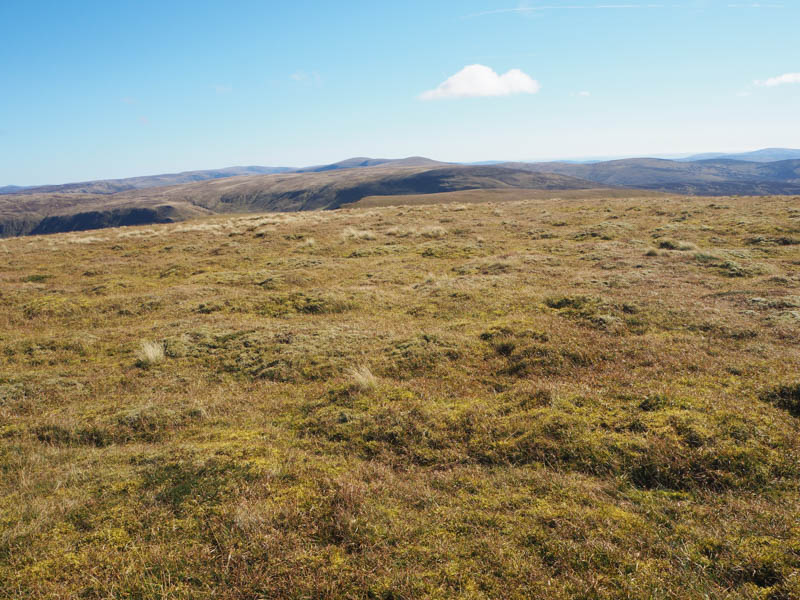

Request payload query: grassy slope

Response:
[1,167,293,196]
[1,195,799,599]
[353,188,669,208]
[0,166,597,237]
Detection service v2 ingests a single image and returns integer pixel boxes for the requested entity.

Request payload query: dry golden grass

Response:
[1,193,799,599]
[135,340,165,367]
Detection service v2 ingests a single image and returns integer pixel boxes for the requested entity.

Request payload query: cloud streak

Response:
[755,72,800,87]
[464,4,668,18]
[420,64,540,100]
[291,71,322,86]
[464,3,783,17]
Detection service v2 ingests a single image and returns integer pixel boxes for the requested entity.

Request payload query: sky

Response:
[1,0,799,185]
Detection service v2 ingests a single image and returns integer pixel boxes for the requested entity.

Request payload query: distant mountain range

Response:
[0,159,449,196]
[0,165,599,237]
[1,166,292,196]
[2,148,800,237]
[293,156,448,173]
[506,157,800,196]
[678,148,800,163]
[4,148,799,196]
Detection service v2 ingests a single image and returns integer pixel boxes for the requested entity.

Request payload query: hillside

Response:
[0,159,450,196]
[293,156,450,172]
[1,195,798,598]
[5,153,800,239]
[352,186,669,208]
[0,165,599,237]
[681,148,800,162]
[0,166,293,196]
[508,157,800,195]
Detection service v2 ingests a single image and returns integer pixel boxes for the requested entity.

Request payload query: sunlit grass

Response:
[0,193,798,599]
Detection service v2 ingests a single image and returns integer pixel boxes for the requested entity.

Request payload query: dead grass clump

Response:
[419,226,447,239]
[694,252,722,264]
[341,227,377,241]
[658,239,696,251]
[347,365,378,393]
[136,340,165,367]
[385,226,415,237]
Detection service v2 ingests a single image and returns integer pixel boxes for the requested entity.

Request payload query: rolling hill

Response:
[0,158,447,196]
[506,157,800,195]
[0,165,600,237]
[6,150,800,238]
[680,148,800,162]
[293,156,449,172]
[0,166,293,196]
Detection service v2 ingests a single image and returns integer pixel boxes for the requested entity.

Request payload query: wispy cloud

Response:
[420,64,540,100]
[464,4,667,18]
[290,71,322,86]
[755,72,800,87]
[138,116,150,126]
[465,3,783,17]
[576,90,591,97]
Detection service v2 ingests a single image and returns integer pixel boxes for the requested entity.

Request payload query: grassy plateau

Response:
[1,192,799,599]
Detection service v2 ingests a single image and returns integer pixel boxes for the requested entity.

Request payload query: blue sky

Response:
[1,0,798,185]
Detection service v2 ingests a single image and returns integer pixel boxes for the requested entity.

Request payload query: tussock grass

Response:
[341,227,377,241]
[658,238,697,251]
[135,340,165,367]
[418,225,447,238]
[347,364,378,393]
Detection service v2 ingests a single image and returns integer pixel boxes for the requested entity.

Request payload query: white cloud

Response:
[420,64,540,100]
[577,91,591,97]
[755,72,800,87]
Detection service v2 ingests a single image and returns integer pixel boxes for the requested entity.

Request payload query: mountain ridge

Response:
[0,164,600,237]
[501,157,800,195]
[679,148,800,163]
[5,148,800,194]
